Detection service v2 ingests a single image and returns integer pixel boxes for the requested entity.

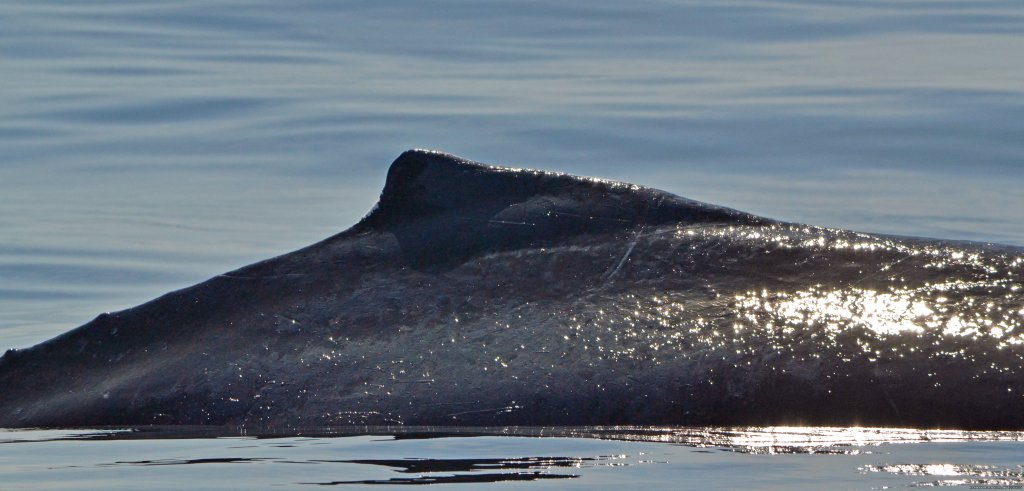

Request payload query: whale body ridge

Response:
[1,149,1022,430]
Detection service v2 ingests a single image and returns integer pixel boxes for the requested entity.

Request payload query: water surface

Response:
[1,1,1022,488]
[4,426,1024,489]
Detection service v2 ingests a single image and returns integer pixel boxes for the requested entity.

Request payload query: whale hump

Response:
[1,151,1022,430]
[363,149,763,229]
[352,149,763,267]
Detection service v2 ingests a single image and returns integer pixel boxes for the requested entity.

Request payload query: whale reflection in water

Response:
[0,150,1021,430]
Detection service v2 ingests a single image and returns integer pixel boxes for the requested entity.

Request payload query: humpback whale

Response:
[1,150,1022,430]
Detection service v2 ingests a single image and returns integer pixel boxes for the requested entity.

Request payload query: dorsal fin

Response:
[356,149,761,233]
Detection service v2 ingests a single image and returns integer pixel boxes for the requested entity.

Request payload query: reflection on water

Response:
[522,426,1024,455]
[304,457,603,485]
[6,425,1024,452]
[3,426,1024,488]
[306,472,577,486]
[862,463,1024,488]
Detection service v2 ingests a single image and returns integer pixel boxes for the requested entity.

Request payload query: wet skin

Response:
[1,150,1022,429]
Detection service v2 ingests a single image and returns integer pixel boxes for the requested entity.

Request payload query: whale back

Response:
[0,151,1022,430]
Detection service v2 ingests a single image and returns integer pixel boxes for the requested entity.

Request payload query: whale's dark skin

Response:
[1,150,1023,430]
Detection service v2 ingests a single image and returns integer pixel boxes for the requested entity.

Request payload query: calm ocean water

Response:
[1,1,1022,488]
